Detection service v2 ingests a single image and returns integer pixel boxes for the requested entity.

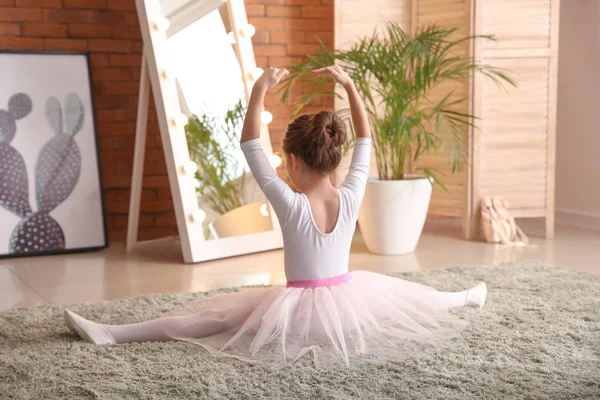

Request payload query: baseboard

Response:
[555,208,600,231]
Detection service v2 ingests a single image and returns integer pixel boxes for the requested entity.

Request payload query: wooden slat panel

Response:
[481,0,552,51]
[415,0,470,217]
[337,0,409,49]
[333,0,410,186]
[478,56,549,212]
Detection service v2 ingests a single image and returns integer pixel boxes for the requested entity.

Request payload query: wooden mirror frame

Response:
[130,0,283,263]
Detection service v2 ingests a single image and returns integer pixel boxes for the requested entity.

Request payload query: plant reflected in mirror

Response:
[185,99,247,216]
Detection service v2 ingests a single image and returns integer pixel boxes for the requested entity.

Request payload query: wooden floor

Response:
[1,218,599,313]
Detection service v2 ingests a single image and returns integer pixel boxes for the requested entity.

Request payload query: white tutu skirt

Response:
[164,271,467,367]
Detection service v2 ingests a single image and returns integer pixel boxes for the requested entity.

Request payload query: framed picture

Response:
[0,51,107,258]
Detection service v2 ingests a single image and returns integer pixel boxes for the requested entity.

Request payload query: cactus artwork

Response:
[0,92,84,254]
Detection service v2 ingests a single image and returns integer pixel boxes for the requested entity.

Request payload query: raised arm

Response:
[240,68,289,144]
[313,65,372,206]
[313,65,371,140]
[240,68,296,227]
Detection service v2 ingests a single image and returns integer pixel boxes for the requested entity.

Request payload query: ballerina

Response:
[65,65,486,367]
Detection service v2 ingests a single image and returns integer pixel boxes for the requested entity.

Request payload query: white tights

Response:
[101,289,471,344]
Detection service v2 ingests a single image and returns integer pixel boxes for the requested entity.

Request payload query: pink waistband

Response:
[286,272,352,289]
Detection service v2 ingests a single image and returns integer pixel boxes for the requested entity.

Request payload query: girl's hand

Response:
[313,65,352,88]
[255,68,289,92]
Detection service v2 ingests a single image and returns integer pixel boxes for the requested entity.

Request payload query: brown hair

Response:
[282,111,346,173]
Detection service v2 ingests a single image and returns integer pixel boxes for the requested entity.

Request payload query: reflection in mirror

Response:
[161,0,273,240]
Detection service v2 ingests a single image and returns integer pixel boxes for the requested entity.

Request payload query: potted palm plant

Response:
[185,99,271,239]
[281,23,515,254]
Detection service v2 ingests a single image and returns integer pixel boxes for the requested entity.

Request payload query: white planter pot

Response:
[211,202,273,239]
[358,177,432,255]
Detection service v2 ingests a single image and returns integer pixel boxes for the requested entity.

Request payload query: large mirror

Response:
[132,0,283,262]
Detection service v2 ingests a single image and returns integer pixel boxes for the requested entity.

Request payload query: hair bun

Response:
[310,111,346,149]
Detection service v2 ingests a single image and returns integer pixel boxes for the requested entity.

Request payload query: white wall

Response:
[556,0,600,230]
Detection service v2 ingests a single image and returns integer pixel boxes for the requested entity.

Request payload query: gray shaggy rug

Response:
[1,261,599,399]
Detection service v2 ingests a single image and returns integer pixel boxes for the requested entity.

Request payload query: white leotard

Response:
[241,137,371,282]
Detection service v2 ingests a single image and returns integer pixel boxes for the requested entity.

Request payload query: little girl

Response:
[65,66,486,367]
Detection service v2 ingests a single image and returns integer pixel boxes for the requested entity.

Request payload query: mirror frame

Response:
[134,0,283,263]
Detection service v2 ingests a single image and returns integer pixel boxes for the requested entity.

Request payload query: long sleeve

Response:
[340,138,371,204]
[241,139,296,228]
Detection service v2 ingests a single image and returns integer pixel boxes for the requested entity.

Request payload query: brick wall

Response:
[247,0,334,147]
[0,0,333,243]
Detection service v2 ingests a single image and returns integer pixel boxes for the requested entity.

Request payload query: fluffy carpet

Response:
[1,261,599,399]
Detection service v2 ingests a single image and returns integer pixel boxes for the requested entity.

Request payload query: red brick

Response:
[64,0,107,9]
[43,38,87,51]
[0,8,42,22]
[254,44,286,57]
[268,56,304,66]
[89,10,136,25]
[245,4,265,16]
[23,22,66,37]
[68,23,112,38]
[131,40,143,53]
[255,56,268,68]
[108,54,140,66]
[99,136,112,149]
[89,53,108,67]
[249,17,284,31]
[0,36,43,49]
[113,135,135,149]
[94,95,131,110]
[142,199,174,212]
[144,161,168,176]
[111,25,140,39]
[157,187,172,200]
[44,9,132,25]
[98,121,135,135]
[302,6,332,18]
[145,149,166,162]
[284,18,325,31]
[305,31,333,44]
[286,43,320,56]
[0,23,20,35]
[252,30,269,44]
[93,67,132,81]
[107,0,136,11]
[286,0,320,4]
[88,38,131,53]
[95,109,114,122]
[139,214,154,228]
[0,0,15,5]
[321,0,333,4]
[98,81,139,95]
[16,0,61,7]
[270,30,303,44]
[141,188,157,202]
[251,0,283,4]
[155,213,176,227]
[108,229,126,241]
[266,5,301,17]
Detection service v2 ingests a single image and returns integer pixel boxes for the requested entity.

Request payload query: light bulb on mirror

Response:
[154,17,170,32]
[269,154,282,169]
[182,161,197,176]
[191,209,206,223]
[240,24,256,38]
[260,203,269,217]
[227,32,236,44]
[260,111,273,125]
[250,67,264,81]
[172,113,188,128]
